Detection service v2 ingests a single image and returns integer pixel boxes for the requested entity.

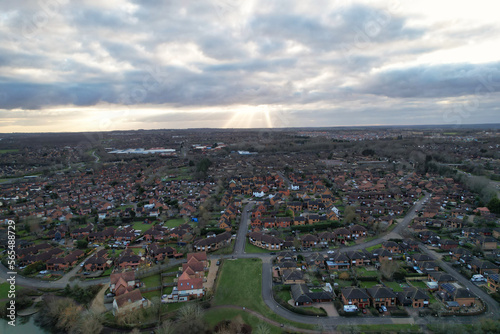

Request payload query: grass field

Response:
[409,280,428,289]
[132,221,154,232]
[338,324,421,333]
[204,308,283,334]
[355,267,380,278]
[0,282,23,301]
[164,218,187,228]
[142,274,161,288]
[213,258,315,330]
[366,243,382,251]
[384,281,404,292]
[244,240,270,254]
[142,290,161,300]
[359,281,380,289]
[0,149,19,154]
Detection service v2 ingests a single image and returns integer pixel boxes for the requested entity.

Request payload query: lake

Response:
[0,315,49,334]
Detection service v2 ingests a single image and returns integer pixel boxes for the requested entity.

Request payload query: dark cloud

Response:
[357,62,500,98]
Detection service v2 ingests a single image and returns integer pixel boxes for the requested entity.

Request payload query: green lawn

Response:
[338,324,421,333]
[132,221,154,232]
[366,243,382,252]
[244,240,271,254]
[0,282,23,299]
[204,308,283,334]
[142,274,161,288]
[409,280,429,289]
[164,218,187,228]
[355,267,380,278]
[335,280,354,288]
[0,149,19,154]
[213,258,315,330]
[102,267,113,276]
[142,290,161,300]
[384,281,404,292]
[276,289,291,302]
[359,281,380,289]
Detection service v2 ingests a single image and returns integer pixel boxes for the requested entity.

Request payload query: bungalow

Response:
[282,269,306,285]
[192,231,232,252]
[291,284,334,306]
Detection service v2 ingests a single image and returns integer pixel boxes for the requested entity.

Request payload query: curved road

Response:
[3,191,499,331]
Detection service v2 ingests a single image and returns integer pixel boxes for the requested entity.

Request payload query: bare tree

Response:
[379,259,399,280]
[175,303,206,334]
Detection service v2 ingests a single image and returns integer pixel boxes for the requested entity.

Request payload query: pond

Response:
[0,315,49,334]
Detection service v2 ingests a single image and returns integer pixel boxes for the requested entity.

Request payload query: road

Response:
[233,202,254,256]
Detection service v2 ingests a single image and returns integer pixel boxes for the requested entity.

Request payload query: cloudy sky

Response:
[1,0,500,132]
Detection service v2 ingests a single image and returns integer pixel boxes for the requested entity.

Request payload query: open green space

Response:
[354,267,379,278]
[141,274,161,288]
[0,282,23,299]
[359,281,380,289]
[0,149,19,154]
[409,280,428,289]
[335,280,354,288]
[244,240,271,254]
[338,324,422,333]
[213,258,315,330]
[204,308,283,334]
[132,221,154,232]
[384,281,404,292]
[164,218,187,228]
[142,290,161,300]
[366,243,382,252]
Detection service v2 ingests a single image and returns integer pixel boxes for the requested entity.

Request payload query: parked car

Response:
[381,305,387,312]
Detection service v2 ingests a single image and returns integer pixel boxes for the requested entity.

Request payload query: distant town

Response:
[1,126,500,333]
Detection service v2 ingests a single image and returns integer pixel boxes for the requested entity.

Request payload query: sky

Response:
[1,0,500,132]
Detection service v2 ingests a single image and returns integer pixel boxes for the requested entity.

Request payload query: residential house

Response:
[367,286,397,308]
[396,287,430,308]
[113,289,148,316]
[341,287,370,309]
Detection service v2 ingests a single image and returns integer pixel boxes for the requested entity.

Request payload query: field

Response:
[213,258,315,330]
[0,149,19,154]
[354,267,380,278]
[359,281,380,289]
[142,274,161,288]
[338,324,422,333]
[204,309,283,334]
[132,221,153,232]
[409,280,428,289]
[164,218,188,228]
[384,281,404,292]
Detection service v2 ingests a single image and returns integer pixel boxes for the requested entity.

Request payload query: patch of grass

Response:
[0,149,19,154]
[0,282,23,299]
[132,221,154,232]
[164,218,187,228]
[213,258,315,330]
[204,308,283,334]
[359,281,380,288]
[102,267,113,276]
[244,240,271,254]
[409,280,428,289]
[338,324,422,333]
[355,267,379,278]
[335,280,354,288]
[384,281,404,292]
[141,274,161,288]
[142,290,161,300]
[366,243,382,252]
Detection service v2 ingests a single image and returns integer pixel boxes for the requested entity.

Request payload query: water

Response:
[0,315,49,334]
